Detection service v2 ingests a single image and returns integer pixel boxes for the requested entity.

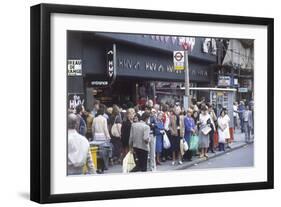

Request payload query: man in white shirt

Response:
[68,113,96,175]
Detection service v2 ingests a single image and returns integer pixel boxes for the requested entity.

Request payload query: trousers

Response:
[244,122,251,143]
[148,135,156,171]
[131,148,148,172]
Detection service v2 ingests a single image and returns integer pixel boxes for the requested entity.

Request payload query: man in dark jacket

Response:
[75,104,87,136]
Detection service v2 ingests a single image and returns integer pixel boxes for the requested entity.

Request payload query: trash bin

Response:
[89,140,112,174]
[90,146,98,168]
[82,146,98,174]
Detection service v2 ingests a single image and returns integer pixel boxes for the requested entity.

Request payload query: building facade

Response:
[67,31,221,110]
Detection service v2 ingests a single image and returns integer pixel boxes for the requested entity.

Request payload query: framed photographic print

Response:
[30,3,274,203]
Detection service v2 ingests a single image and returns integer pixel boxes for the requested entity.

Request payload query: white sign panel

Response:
[238,87,248,93]
[218,76,231,86]
[67,59,82,76]
[173,51,185,70]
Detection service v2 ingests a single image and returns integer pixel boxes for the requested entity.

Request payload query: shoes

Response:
[204,154,209,158]
[156,161,162,165]
[178,160,183,165]
[199,154,204,158]
[172,161,176,166]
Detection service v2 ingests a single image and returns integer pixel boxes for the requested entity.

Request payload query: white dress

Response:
[218,115,230,143]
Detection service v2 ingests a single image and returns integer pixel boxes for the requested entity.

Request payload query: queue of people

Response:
[67,98,254,175]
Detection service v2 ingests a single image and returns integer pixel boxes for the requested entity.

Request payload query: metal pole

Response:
[184,50,189,111]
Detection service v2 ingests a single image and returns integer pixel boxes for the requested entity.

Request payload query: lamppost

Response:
[184,49,190,111]
[179,37,195,111]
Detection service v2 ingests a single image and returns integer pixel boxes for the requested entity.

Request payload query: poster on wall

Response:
[68,93,85,110]
[67,59,82,76]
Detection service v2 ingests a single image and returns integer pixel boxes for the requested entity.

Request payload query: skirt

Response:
[199,132,210,148]
[170,135,180,152]
[156,135,163,153]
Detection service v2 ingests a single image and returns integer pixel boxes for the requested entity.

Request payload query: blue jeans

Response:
[244,122,251,143]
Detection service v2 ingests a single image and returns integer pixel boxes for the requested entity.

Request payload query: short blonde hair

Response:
[127,108,135,115]
[187,108,193,114]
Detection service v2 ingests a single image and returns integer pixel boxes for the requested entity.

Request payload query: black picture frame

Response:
[30,3,274,204]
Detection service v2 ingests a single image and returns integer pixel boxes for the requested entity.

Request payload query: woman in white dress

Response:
[217,110,230,151]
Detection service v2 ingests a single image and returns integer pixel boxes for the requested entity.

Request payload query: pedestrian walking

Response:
[91,100,100,117]
[109,105,123,164]
[84,108,94,141]
[92,107,112,171]
[129,112,151,172]
[121,108,135,161]
[75,104,87,136]
[238,101,245,132]
[68,113,96,175]
[243,105,253,143]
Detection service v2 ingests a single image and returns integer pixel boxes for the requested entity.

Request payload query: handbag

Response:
[163,131,171,149]
[122,151,136,173]
[189,135,199,151]
[111,116,121,137]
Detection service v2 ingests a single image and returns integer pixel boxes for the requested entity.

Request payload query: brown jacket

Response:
[169,114,179,136]
[179,115,185,138]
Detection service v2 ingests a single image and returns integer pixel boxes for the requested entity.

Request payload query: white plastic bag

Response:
[122,151,136,173]
[180,139,189,156]
[183,139,189,151]
[163,132,171,149]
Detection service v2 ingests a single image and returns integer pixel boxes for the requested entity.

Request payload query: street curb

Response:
[175,142,252,170]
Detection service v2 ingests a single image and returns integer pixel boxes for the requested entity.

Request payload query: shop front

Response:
[67,31,217,110]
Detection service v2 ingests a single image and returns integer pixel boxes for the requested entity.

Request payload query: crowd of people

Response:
[67,98,254,175]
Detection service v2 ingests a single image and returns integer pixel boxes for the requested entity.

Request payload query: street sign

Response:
[173,51,185,70]
[107,50,114,78]
[238,87,248,93]
[106,44,117,85]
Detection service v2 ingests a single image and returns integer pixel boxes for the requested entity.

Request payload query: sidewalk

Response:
[102,130,254,174]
